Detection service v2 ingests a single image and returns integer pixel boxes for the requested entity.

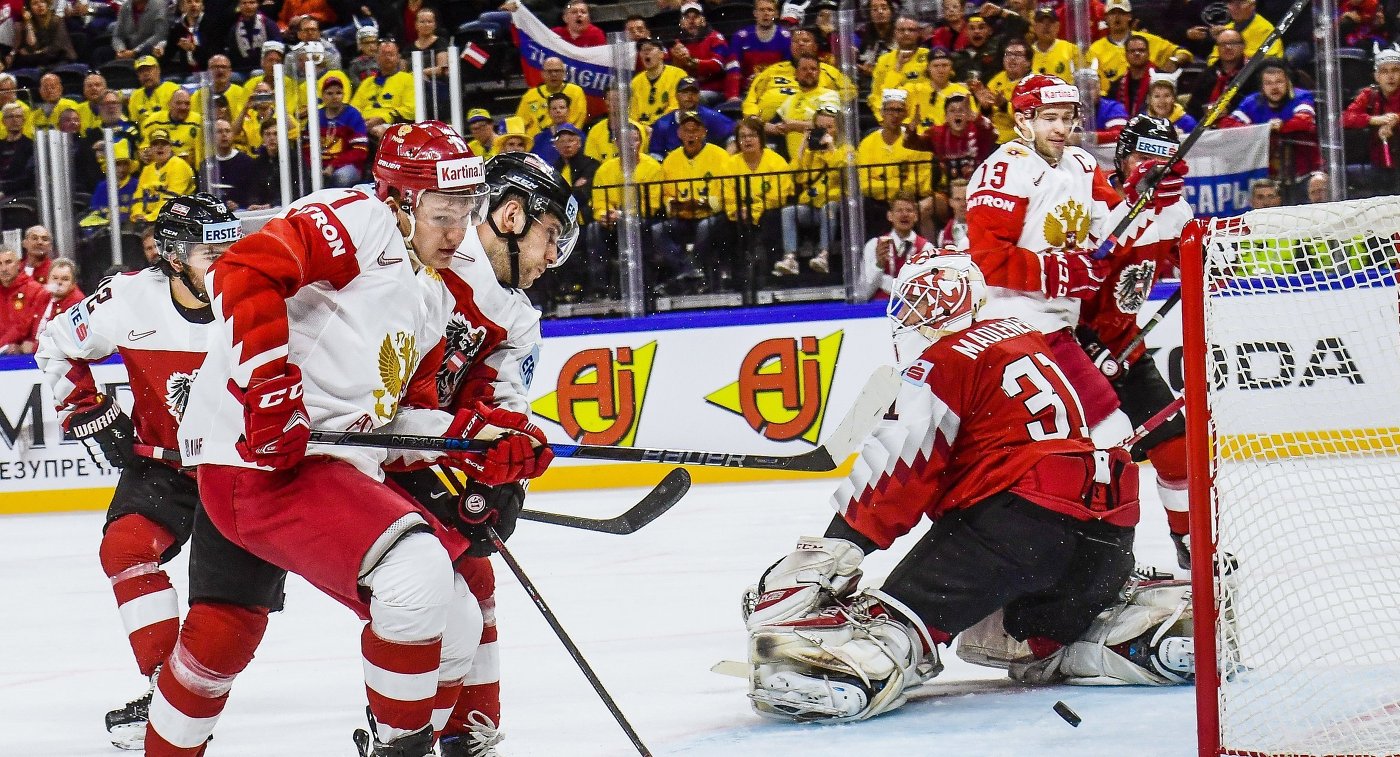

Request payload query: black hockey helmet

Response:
[483,152,579,282]
[154,192,241,302]
[1114,114,1178,181]
[155,192,242,262]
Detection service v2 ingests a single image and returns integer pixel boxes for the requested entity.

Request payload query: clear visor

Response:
[543,194,581,268]
[416,188,490,230]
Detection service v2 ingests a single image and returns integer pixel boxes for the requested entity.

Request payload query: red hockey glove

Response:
[229,365,311,469]
[442,402,554,486]
[1039,250,1107,300]
[1126,159,1189,211]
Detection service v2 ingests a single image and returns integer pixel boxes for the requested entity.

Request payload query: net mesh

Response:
[1200,197,1400,756]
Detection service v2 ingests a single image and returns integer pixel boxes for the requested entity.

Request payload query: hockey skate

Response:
[351,707,435,757]
[437,711,505,756]
[105,668,157,750]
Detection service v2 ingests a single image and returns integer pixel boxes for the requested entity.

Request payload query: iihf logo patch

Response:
[462,492,488,515]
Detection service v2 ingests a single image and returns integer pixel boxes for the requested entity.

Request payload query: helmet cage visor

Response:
[887,267,978,338]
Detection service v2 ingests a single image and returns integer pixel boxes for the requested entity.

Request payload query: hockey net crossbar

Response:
[1182,196,1400,757]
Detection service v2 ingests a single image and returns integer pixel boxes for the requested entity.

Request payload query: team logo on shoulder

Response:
[437,314,489,405]
[165,370,197,420]
[1114,260,1157,314]
[1044,199,1091,250]
[375,331,418,421]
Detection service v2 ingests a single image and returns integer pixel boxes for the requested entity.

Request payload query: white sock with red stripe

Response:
[447,592,501,734]
[99,514,180,677]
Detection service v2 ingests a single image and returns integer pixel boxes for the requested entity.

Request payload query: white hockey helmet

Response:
[887,252,986,359]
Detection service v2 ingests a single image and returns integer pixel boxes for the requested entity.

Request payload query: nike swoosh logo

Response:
[129,329,156,340]
[430,491,450,499]
[1033,174,1044,186]
[377,251,403,266]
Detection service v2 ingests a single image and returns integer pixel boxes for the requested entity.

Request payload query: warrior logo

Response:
[437,313,489,405]
[374,331,418,421]
[1114,260,1157,314]
[165,370,197,420]
[1043,199,1092,250]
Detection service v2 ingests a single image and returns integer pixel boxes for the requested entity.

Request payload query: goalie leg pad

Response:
[744,537,865,629]
[1011,581,1194,686]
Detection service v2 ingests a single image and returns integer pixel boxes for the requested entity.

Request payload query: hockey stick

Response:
[1112,287,1181,365]
[519,468,691,534]
[1092,0,1312,260]
[1122,395,1185,448]
[309,365,901,472]
[489,526,654,756]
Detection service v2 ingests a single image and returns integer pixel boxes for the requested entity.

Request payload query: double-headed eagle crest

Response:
[374,331,418,421]
[1043,199,1092,250]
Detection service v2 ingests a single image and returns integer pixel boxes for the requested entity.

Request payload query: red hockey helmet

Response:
[1011,74,1081,114]
[373,120,489,225]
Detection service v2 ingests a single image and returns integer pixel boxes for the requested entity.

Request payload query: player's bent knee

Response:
[365,531,456,642]
[175,602,271,682]
[439,575,484,683]
[100,513,177,576]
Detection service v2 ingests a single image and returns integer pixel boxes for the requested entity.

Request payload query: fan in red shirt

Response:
[552,0,606,47]
[903,93,997,181]
[672,2,742,104]
[0,246,47,355]
[1342,44,1400,185]
[29,257,83,339]
[738,252,1193,723]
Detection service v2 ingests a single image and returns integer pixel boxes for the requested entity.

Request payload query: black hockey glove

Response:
[67,394,137,468]
[456,480,525,558]
[1075,326,1125,382]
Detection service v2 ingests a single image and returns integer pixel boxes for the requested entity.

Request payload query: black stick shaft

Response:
[489,527,653,756]
[1114,288,1181,364]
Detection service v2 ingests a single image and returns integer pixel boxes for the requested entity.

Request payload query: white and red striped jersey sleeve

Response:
[208,189,394,386]
[830,360,962,549]
[34,281,122,428]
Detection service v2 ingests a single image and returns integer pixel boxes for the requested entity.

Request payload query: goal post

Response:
[1181,197,1400,757]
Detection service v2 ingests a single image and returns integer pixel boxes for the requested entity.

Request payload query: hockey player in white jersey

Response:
[386,151,578,757]
[965,73,1134,446]
[152,122,552,757]
[33,194,248,751]
[1078,114,1198,567]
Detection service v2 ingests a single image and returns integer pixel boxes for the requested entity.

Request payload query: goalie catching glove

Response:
[441,401,553,485]
[66,393,137,468]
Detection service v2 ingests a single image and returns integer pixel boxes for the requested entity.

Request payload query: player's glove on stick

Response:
[442,401,554,485]
[66,393,137,468]
[1126,158,1189,211]
[1040,250,1107,300]
[456,480,525,557]
[229,364,311,469]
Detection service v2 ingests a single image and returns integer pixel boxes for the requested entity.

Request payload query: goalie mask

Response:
[154,192,242,302]
[887,252,986,362]
[1115,114,1178,182]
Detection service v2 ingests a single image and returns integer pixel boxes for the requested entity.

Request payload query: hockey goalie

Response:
[741,253,1194,722]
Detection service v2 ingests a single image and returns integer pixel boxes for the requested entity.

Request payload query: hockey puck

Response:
[1053,701,1082,727]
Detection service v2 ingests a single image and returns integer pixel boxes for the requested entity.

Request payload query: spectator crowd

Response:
[0,0,1398,322]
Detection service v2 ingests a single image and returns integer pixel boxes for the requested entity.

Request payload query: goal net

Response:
[1181,197,1400,757]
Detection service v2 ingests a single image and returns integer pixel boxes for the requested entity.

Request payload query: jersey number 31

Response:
[1001,353,1089,441]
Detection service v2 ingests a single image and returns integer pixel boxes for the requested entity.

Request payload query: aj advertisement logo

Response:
[705,332,843,445]
[531,342,657,446]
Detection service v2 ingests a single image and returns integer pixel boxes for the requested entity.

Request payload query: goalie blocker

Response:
[740,254,1192,723]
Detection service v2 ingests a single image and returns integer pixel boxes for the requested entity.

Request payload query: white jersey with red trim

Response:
[430,229,542,416]
[35,267,212,458]
[178,188,456,479]
[965,140,1118,334]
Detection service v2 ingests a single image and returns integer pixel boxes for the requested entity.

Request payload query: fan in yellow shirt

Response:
[243,43,307,117]
[131,130,196,223]
[631,40,689,126]
[585,90,650,164]
[1089,0,1192,91]
[717,117,791,270]
[652,112,731,290]
[1207,0,1283,63]
[28,75,81,132]
[769,56,839,158]
[775,107,853,276]
[465,109,500,162]
[1029,8,1083,83]
[586,122,665,296]
[744,28,857,121]
[517,57,589,136]
[351,39,417,138]
[866,18,930,112]
[190,56,251,124]
[980,38,1033,143]
[857,91,935,203]
[0,81,32,139]
[128,57,182,127]
[141,90,204,170]
[901,49,980,130]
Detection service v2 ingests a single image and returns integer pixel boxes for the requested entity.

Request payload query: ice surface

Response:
[2,477,1196,756]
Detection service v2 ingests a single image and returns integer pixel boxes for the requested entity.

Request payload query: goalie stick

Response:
[309,365,901,472]
[1092,0,1311,260]
[130,450,690,535]
[520,468,691,534]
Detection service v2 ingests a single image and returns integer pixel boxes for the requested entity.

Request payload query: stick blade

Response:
[520,468,691,535]
[817,365,900,463]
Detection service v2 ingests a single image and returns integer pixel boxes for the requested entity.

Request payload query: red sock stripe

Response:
[131,618,180,677]
[432,681,464,735]
[448,683,501,733]
[1167,508,1191,536]
[157,666,229,721]
[362,625,442,675]
[142,728,208,757]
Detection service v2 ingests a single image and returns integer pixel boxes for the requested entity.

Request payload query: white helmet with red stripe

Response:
[886,251,986,362]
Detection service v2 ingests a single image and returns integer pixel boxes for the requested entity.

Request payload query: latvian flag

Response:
[461,42,490,69]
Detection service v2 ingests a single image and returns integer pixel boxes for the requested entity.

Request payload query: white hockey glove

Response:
[743,537,865,631]
[747,591,940,722]
[1010,580,1194,686]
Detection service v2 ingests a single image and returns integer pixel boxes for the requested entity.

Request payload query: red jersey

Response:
[35,268,210,458]
[676,27,741,100]
[25,256,52,284]
[910,116,998,180]
[0,270,48,350]
[834,317,1138,549]
[552,23,606,47]
[1079,195,1193,364]
[1342,85,1400,169]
